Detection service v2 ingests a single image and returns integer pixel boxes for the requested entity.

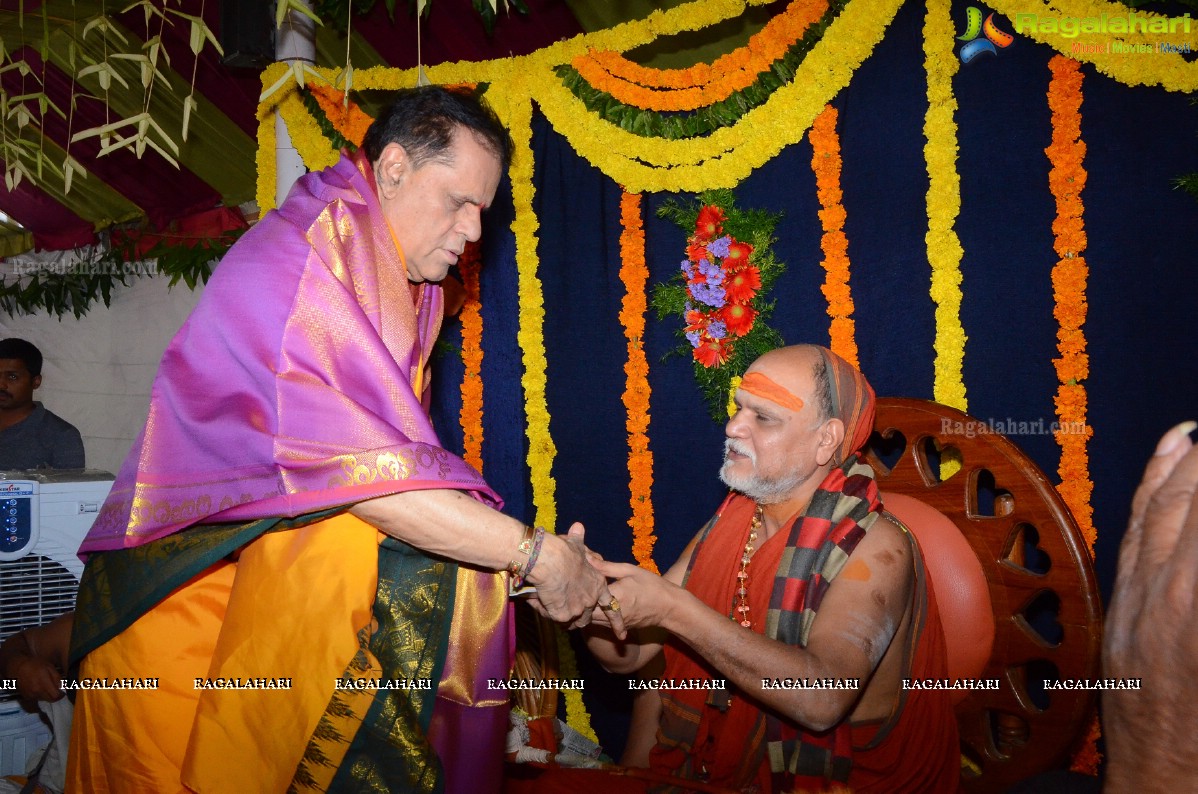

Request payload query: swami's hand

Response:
[1103,420,1198,792]
[588,559,685,632]
[528,523,627,638]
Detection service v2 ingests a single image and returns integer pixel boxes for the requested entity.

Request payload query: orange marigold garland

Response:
[809,104,858,368]
[571,0,830,111]
[309,83,374,147]
[458,240,485,473]
[619,192,659,572]
[1046,53,1099,776]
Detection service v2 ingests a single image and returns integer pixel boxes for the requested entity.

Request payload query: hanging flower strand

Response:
[619,191,659,572]
[654,190,786,420]
[1045,53,1099,777]
[809,104,859,368]
[458,240,486,473]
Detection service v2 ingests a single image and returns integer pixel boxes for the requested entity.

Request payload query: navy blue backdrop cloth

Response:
[429,0,1198,761]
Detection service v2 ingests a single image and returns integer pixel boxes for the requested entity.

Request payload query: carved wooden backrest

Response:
[865,397,1103,793]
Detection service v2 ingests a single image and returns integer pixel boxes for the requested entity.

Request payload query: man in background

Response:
[0,338,84,470]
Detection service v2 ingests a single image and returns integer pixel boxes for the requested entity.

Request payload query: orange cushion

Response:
[882,492,994,703]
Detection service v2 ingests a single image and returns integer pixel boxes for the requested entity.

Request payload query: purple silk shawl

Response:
[78,152,512,792]
[81,151,499,552]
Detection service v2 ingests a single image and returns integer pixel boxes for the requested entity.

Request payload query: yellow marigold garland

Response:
[280,88,342,172]
[619,191,659,573]
[809,105,858,368]
[534,0,903,192]
[571,0,829,111]
[256,103,278,214]
[1044,56,1100,774]
[922,0,968,416]
[499,85,595,742]
[458,241,486,473]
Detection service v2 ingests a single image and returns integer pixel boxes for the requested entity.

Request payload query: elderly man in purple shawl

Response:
[66,87,620,794]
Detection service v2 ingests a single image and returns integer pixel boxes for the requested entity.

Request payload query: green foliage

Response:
[553,0,846,141]
[1175,172,1198,202]
[0,229,243,319]
[653,190,788,421]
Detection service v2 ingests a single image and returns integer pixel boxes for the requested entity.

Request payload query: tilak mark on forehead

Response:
[739,371,804,413]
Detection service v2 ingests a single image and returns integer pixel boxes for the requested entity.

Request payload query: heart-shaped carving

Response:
[865,428,907,477]
[969,467,1016,518]
[1001,522,1052,575]
[1005,658,1058,713]
[1016,590,1064,648]
[916,436,963,486]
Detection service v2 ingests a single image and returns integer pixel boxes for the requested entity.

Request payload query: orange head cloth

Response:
[739,371,805,412]
[814,346,876,461]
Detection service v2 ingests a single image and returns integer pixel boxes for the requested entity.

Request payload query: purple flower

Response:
[685,329,702,347]
[706,236,732,258]
[691,282,727,308]
[680,259,695,280]
[697,258,724,285]
[708,321,727,340]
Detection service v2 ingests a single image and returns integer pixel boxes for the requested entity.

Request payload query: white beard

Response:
[719,439,806,505]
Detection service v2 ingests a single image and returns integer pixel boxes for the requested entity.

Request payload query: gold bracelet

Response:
[507,524,537,584]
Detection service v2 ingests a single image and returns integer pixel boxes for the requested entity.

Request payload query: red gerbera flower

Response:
[695,206,726,241]
[687,239,708,263]
[724,240,754,266]
[723,266,761,304]
[693,335,731,368]
[684,309,709,333]
[720,303,756,337]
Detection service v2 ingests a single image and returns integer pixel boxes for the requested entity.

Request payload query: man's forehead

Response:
[740,372,810,417]
[0,358,30,374]
[747,352,816,402]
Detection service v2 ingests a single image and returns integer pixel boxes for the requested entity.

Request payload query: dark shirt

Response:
[0,403,85,470]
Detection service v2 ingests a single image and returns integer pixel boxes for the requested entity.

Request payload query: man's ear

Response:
[31,374,42,391]
[374,142,409,199]
[814,417,845,467]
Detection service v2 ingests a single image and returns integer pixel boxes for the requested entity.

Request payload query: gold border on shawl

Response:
[437,566,510,706]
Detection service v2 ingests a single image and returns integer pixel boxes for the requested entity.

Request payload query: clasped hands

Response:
[526,523,681,640]
[525,523,626,638]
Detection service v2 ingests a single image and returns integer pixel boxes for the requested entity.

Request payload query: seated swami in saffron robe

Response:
[66,87,617,794]
[537,345,960,793]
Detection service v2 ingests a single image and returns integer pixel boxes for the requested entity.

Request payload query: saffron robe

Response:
[649,495,959,793]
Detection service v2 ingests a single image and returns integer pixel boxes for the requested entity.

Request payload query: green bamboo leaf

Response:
[0,60,34,78]
[259,68,292,102]
[139,132,180,167]
[182,93,197,141]
[121,0,168,26]
[62,154,86,194]
[81,16,128,45]
[189,16,202,53]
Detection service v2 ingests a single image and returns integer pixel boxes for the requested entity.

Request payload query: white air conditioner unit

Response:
[0,470,114,778]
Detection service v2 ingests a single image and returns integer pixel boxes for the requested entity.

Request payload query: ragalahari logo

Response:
[958,7,1015,62]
